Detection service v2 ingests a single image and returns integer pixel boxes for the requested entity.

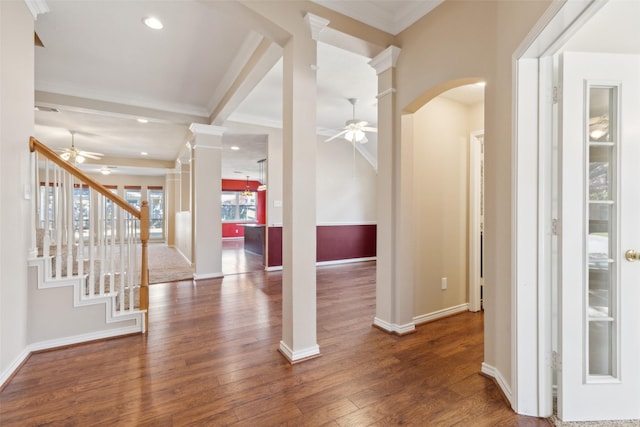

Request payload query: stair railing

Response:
[29,137,149,331]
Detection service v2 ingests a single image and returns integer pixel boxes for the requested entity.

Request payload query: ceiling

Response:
[33,0,485,181]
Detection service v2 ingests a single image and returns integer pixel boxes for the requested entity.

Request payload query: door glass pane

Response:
[148,188,164,240]
[586,85,617,378]
[589,321,613,376]
[589,87,614,142]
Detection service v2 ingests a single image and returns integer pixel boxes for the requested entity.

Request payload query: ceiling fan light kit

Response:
[58,131,103,164]
[325,98,377,144]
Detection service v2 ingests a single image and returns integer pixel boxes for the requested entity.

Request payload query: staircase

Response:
[28,137,149,335]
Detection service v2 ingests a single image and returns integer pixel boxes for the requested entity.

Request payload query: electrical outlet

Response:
[441,277,447,290]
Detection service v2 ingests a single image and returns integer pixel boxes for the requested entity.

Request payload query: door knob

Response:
[625,249,640,262]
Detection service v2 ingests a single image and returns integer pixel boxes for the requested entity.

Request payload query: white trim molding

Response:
[24,0,49,20]
[193,272,223,280]
[368,45,401,75]
[189,123,226,137]
[278,341,320,363]
[482,362,513,407]
[304,13,330,41]
[373,317,415,335]
[413,303,469,325]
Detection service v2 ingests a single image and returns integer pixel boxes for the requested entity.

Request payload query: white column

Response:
[189,124,224,280]
[277,13,328,363]
[369,46,415,335]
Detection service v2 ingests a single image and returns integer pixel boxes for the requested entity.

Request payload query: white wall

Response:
[0,1,33,384]
[316,135,376,224]
[412,96,477,317]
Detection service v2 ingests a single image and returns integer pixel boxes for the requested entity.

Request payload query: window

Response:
[148,188,164,240]
[221,191,256,222]
[124,188,141,209]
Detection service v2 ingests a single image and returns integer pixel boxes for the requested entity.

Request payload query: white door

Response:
[558,52,640,421]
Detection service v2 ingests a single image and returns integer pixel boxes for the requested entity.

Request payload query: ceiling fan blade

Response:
[80,153,103,160]
[325,130,348,142]
[355,121,368,127]
[362,127,377,133]
[79,150,104,156]
[359,135,369,144]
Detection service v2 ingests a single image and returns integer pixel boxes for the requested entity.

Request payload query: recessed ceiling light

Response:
[143,17,163,30]
[140,152,148,156]
[230,146,240,151]
[137,118,149,123]
[100,168,111,175]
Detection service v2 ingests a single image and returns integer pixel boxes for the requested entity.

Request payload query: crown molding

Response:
[304,13,330,40]
[24,0,49,20]
[368,45,401,75]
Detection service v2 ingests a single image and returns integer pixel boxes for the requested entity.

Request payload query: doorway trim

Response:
[512,0,609,418]
[469,130,484,313]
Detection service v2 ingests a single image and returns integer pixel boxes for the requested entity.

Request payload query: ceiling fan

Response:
[325,98,377,144]
[58,131,103,164]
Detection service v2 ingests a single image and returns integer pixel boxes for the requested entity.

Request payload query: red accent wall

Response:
[266,224,376,267]
[221,179,266,238]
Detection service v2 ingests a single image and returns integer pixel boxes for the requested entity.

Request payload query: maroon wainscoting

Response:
[266,224,376,268]
[316,224,376,262]
[267,226,283,267]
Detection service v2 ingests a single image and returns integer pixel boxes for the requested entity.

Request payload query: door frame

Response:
[512,0,608,417]
[469,130,484,312]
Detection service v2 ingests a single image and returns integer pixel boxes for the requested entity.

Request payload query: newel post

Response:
[140,200,150,332]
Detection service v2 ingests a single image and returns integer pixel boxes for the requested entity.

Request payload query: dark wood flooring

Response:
[0,261,552,426]
[222,238,264,275]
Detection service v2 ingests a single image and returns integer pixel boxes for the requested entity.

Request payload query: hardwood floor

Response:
[222,238,264,275]
[0,261,551,426]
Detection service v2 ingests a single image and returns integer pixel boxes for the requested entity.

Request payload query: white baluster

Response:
[77,183,84,278]
[43,160,50,257]
[88,188,95,297]
[55,167,62,278]
[119,206,126,312]
[66,174,73,278]
[98,194,105,296]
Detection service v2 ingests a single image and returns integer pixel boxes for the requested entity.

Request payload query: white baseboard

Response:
[413,303,469,325]
[278,341,320,363]
[373,317,416,335]
[316,257,376,267]
[193,271,223,280]
[481,362,513,407]
[0,348,31,389]
[1,324,143,389]
[28,325,143,353]
[266,257,376,272]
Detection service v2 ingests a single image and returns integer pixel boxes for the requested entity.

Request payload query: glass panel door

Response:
[587,86,617,378]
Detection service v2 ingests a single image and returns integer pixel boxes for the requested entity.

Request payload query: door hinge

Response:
[553,86,559,104]
[551,351,562,371]
[551,218,560,236]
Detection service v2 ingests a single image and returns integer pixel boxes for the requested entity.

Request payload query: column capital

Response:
[368,45,402,75]
[25,0,49,20]
[304,13,330,41]
[189,123,226,137]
